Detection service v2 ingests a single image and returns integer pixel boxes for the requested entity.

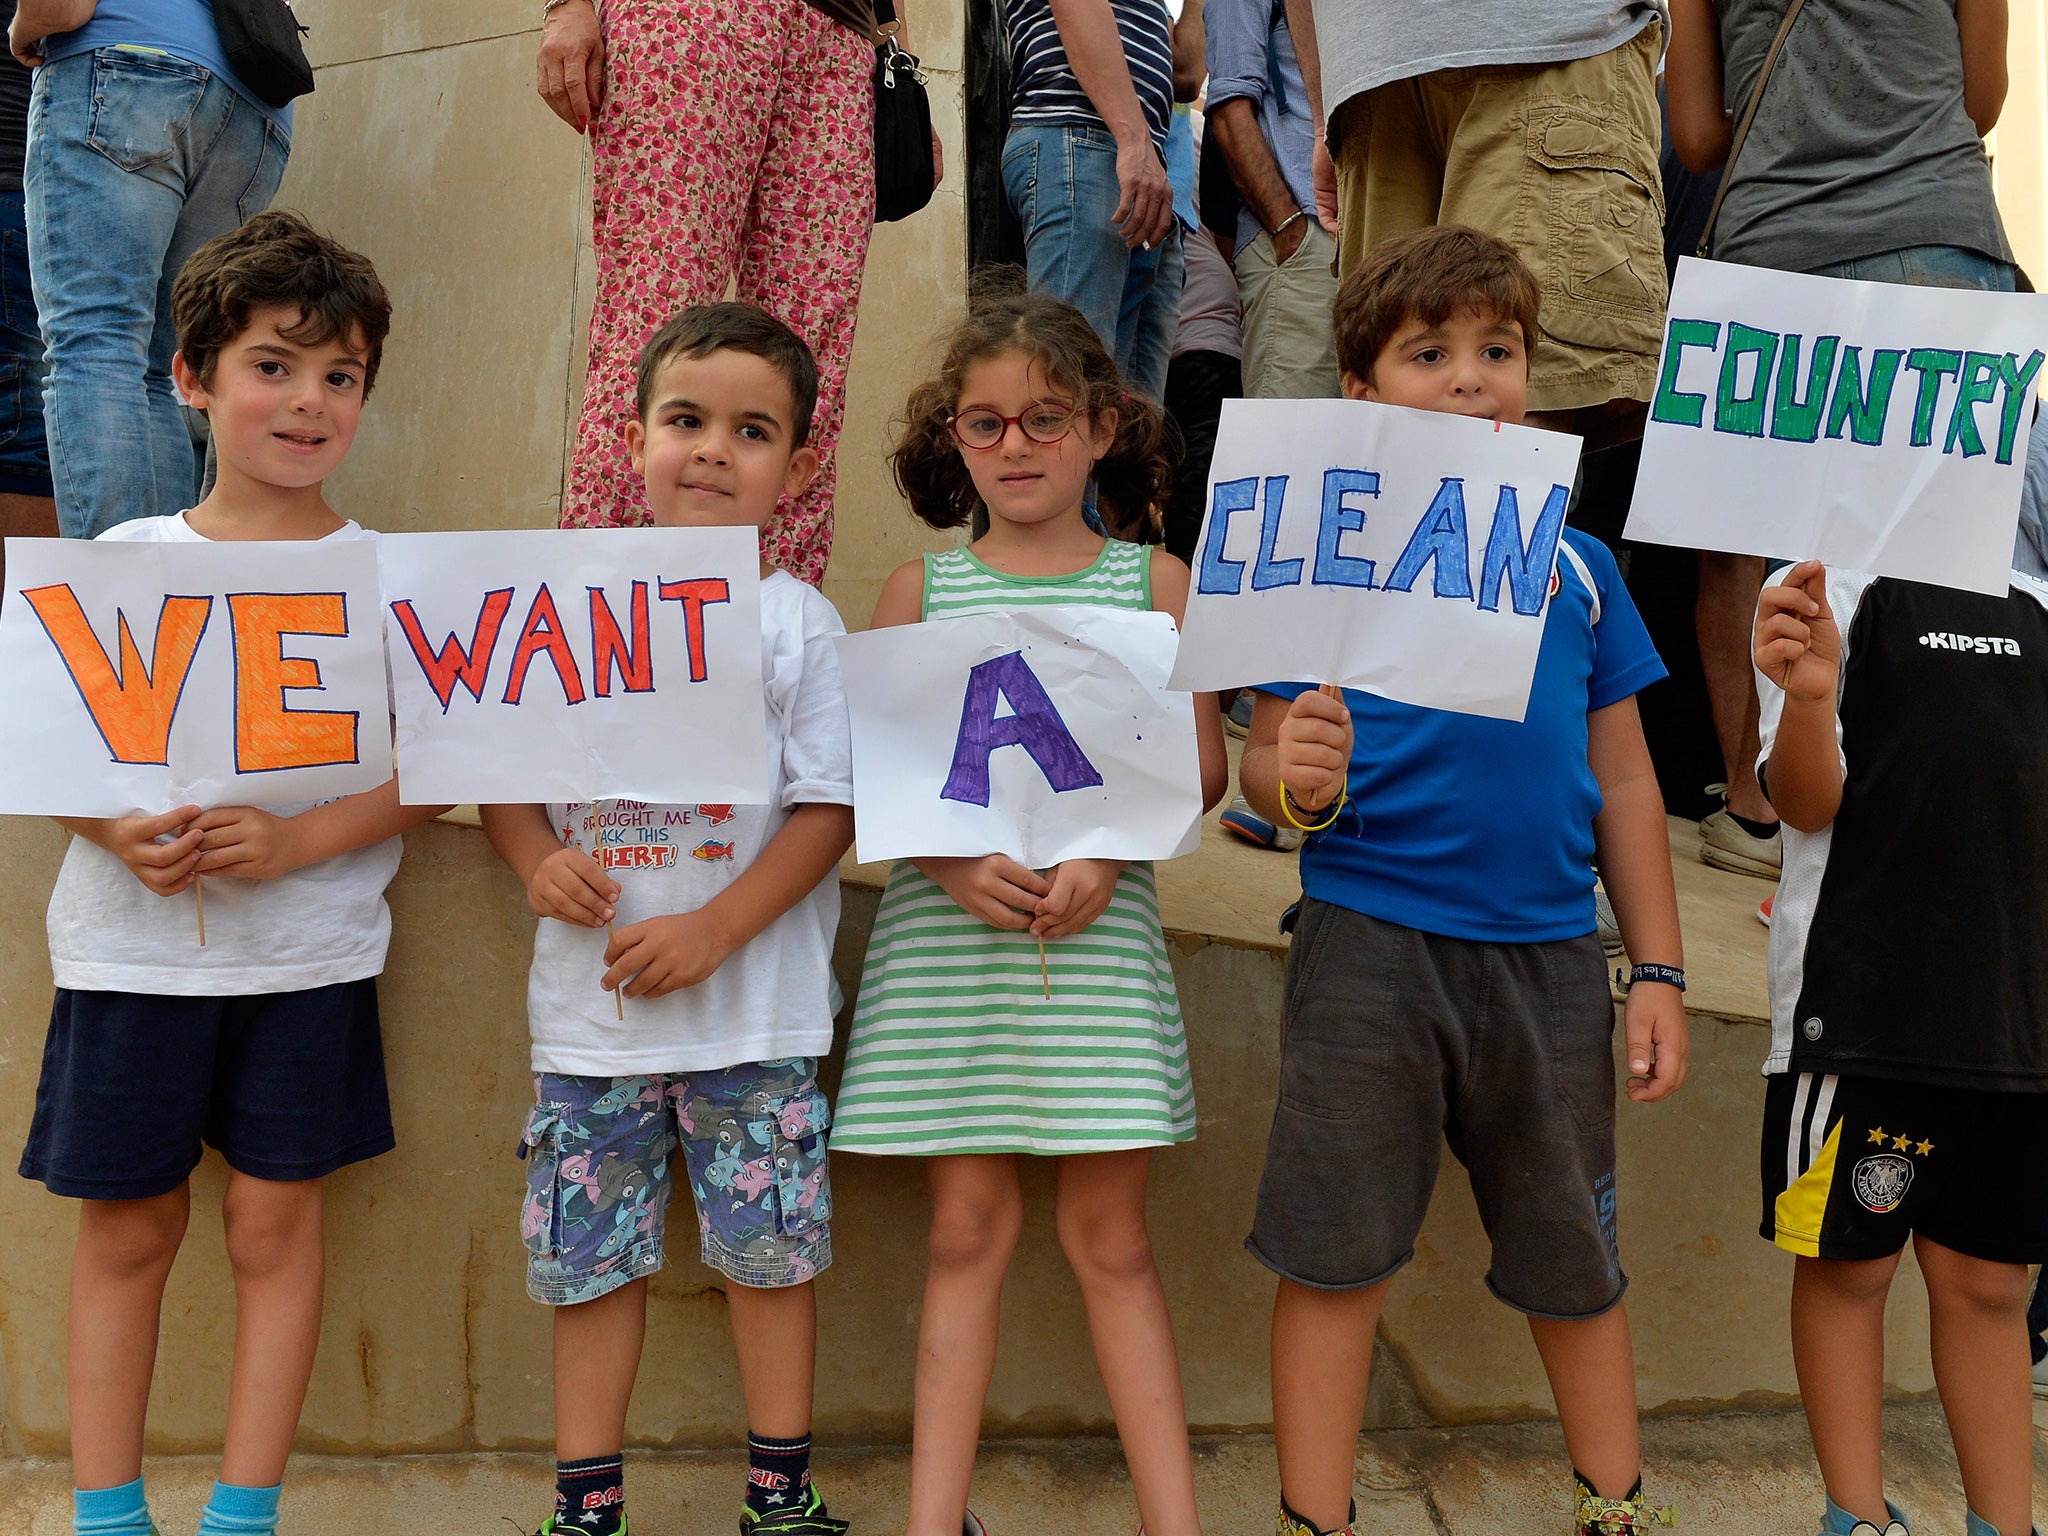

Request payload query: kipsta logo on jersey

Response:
[1851,1153,1914,1214]
[1918,631,2021,655]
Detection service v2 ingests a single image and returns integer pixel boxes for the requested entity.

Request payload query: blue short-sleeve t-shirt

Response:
[40,0,292,129]
[1260,528,1665,943]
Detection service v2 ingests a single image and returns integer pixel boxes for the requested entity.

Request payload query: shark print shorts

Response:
[518,1058,833,1303]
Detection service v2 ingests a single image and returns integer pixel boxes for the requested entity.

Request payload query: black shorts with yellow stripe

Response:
[1761,1071,2048,1264]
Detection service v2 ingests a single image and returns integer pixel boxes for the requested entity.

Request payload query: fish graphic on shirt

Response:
[697,804,737,826]
[692,839,736,862]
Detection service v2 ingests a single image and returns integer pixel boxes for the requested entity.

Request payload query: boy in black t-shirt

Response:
[1754,558,2048,1536]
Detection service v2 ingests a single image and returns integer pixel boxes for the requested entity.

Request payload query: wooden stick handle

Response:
[194,875,206,948]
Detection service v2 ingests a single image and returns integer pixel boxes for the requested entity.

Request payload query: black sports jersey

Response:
[1759,568,2048,1091]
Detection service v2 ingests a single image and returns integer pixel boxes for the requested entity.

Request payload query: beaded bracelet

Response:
[1277,780,1345,833]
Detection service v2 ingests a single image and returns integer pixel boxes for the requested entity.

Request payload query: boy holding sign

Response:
[17,215,442,1536]
[1238,227,1688,1536]
[1754,558,2048,1536]
[479,306,857,1536]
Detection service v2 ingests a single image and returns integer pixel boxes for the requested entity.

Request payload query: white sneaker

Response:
[1698,801,1782,879]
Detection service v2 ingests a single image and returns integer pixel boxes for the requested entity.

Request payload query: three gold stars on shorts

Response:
[1867,1126,1935,1156]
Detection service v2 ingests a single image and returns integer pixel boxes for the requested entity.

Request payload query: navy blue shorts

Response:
[0,188,50,500]
[19,981,396,1200]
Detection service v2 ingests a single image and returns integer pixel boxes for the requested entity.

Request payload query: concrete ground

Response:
[6,1402,2046,1536]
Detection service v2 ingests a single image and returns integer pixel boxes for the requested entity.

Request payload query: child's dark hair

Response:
[173,209,392,395]
[1332,224,1541,383]
[635,302,820,443]
[893,272,1177,541]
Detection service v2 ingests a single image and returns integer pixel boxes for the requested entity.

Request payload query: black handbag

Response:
[209,0,316,110]
[872,0,936,223]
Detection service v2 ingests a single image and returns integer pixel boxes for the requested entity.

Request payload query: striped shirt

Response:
[1005,0,1176,151]
[830,540,1197,1156]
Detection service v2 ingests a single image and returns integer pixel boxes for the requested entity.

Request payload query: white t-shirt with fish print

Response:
[526,572,853,1076]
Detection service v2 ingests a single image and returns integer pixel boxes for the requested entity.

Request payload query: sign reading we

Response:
[1625,258,2048,594]
[0,537,391,816]
[379,527,769,807]
[835,607,1203,867]
[1169,399,1583,721]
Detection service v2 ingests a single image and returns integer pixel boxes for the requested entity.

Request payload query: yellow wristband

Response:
[1278,780,1345,833]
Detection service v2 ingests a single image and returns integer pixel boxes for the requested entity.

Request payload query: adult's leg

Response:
[1271,1277,1388,1532]
[217,1171,325,1487]
[1004,124,1137,371]
[562,0,762,531]
[1119,221,1185,403]
[25,53,213,536]
[1437,28,1668,439]
[156,94,290,513]
[1791,1252,1902,1527]
[1160,348,1240,564]
[906,1154,1025,1536]
[69,1187,192,1488]
[1328,81,1443,280]
[1237,223,1341,402]
[0,184,54,589]
[736,0,875,585]
[1915,1235,2035,1536]
[1527,1304,1642,1499]
[1055,1148,1200,1536]
[1697,551,1774,824]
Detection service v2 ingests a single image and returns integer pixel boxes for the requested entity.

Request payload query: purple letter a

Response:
[940,650,1105,808]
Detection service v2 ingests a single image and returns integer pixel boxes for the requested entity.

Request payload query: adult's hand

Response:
[1274,214,1309,265]
[11,0,97,68]
[535,0,604,132]
[1113,135,1173,250]
[1311,133,1338,236]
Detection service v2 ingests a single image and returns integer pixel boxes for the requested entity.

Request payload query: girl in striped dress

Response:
[832,287,1226,1536]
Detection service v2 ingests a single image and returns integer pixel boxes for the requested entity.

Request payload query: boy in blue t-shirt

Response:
[1238,225,1689,1536]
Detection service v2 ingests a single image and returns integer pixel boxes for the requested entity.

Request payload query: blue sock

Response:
[73,1478,153,1536]
[194,1481,282,1536]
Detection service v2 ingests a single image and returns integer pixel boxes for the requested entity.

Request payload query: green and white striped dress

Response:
[830,540,1197,1156]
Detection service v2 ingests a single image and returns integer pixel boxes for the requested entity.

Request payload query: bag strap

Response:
[1695,0,1808,259]
[873,0,898,35]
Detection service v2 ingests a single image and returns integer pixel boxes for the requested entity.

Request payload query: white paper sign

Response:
[378,528,768,806]
[1626,257,2048,595]
[1169,398,1583,720]
[0,537,392,816]
[834,606,1203,867]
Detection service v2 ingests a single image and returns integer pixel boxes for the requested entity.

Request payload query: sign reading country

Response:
[377,527,769,806]
[0,536,391,816]
[1168,398,1583,721]
[1625,257,2048,594]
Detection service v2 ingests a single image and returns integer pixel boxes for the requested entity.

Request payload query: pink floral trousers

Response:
[562,0,875,585]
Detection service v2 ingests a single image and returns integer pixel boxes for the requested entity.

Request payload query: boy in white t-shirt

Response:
[18,212,447,1536]
[481,305,857,1536]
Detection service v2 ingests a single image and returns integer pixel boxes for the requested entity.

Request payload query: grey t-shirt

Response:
[1309,0,1664,115]
[1711,0,2011,273]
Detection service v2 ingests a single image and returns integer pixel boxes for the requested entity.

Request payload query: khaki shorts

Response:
[1329,25,1668,414]
[1235,222,1342,401]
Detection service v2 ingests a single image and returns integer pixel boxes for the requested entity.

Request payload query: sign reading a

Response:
[835,607,1202,867]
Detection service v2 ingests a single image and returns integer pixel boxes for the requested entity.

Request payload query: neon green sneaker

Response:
[1576,1476,1675,1535]
[740,1482,850,1535]
[533,1515,626,1535]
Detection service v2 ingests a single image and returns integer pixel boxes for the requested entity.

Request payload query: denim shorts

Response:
[0,188,49,498]
[519,1058,834,1304]
[1247,900,1627,1318]
[1804,244,2018,293]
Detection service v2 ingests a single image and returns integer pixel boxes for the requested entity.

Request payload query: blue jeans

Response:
[1002,123,1185,402]
[27,47,290,538]
[0,189,51,498]
[1805,244,2018,293]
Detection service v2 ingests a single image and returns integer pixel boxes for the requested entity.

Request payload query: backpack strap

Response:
[1695,0,1809,259]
